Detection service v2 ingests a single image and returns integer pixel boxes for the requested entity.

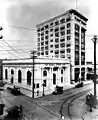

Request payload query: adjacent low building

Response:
[2,57,70,97]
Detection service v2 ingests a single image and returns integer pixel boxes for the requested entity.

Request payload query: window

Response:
[50,39,53,42]
[50,29,53,32]
[60,43,65,47]
[18,70,22,83]
[55,38,59,43]
[67,48,71,53]
[36,83,39,88]
[41,27,44,31]
[45,51,48,55]
[43,70,47,76]
[45,35,48,39]
[60,31,65,36]
[50,22,53,26]
[41,37,44,40]
[50,45,53,48]
[27,71,31,85]
[45,25,49,29]
[41,32,44,36]
[41,42,44,45]
[45,30,49,34]
[75,24,79,31]
[55,21,59,26]
[38,38,40,41]
[5,69,8,79]
[55,50,59,54]
[60,38,65,42]
[67,36,70,40]
[55,32,59,37]
[55,28,59,32]
[37,28,40,32]
[67,23,71,28]
[60,50,65,54]
[60,26,65,30]
[67,30,70,34]
[55,44,59,48]
[61,77,63,83]
[60,18,65,24]
[50,34,53,37]
[66,44,71,47]
[37,33,40,36]
[66,17,71,22]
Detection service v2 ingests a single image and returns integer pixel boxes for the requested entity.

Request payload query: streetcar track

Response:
[60,88,92,120]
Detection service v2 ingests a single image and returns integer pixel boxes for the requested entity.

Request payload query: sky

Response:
[0,0,98,61]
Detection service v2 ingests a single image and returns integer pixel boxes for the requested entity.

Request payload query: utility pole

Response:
[93,35,97,106]
[0,27,3,82]
[31,50,36,98]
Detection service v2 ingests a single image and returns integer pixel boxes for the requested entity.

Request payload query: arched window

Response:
[27,71,31,85]
[43,70,47,77]
[18,70,22,83]
[11,69,14,75]
[5,69,8,79]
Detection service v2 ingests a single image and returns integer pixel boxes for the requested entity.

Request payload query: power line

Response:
[4,24,36,31]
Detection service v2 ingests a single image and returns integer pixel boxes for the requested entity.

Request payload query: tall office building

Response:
[36,9,88,82]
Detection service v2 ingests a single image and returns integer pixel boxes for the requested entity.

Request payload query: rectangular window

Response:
[60,26,65,30]
[41,27,44,31]
[67,48,70,53]
[67,23,71,28]
[60,43,65,47]
[36,83,39,88]
[60,38,65,42]
[67,36,70,40]
[66,17,71,22]
[55,32,59,37]
[50,22,53,26]
[45,25,49,29]
[50,29,53,32]
[67,30,70,34]
[55,38,59,43]
[55,44,59,48]
[60,31,65,36]
[55,21,59,26]
[60,18,65,24]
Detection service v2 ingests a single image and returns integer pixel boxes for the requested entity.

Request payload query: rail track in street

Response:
[60,87,92,120]
[0,83,93,120]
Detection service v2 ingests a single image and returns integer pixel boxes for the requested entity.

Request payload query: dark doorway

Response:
[5,69,8,79]
[53,73,56,85]
[27,71,31,85]
[18,70,22,83]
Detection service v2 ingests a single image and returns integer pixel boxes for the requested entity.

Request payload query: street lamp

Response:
[92,35,98,106]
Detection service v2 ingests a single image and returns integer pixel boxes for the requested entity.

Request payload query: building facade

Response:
[3,57,70,97]
[36,9,88,82]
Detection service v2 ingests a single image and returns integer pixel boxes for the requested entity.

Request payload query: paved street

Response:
[0,82,94,120]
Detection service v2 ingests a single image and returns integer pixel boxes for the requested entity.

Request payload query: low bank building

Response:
[2,57,70,98]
